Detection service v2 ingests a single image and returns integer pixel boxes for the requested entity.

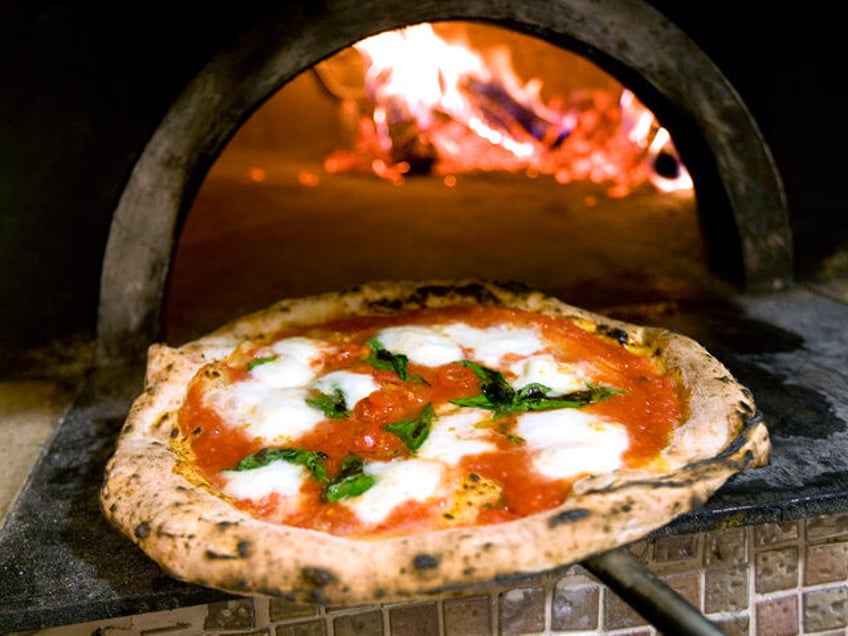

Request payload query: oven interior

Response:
[1,4,846,633]
[163,22,723,345]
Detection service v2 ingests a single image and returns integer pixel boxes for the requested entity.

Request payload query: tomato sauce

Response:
[175,305,684,537]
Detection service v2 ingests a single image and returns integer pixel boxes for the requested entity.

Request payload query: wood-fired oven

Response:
[1,1,846,633]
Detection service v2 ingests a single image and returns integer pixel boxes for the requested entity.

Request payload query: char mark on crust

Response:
[134,521,151,539]
[203,550,244,561]
[216,520,238,529]
[365,282,504,313]
[413,553,440,570]
[718,410,765,457]
[204,541,251,560]
[367,297,405,312]
[737,399,755,415]
[300,566,338,588]
[547,508,591,528]
[596,324,629,346]
[410,282,502,306]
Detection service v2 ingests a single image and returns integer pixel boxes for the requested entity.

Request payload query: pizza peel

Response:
[584,548,727,635]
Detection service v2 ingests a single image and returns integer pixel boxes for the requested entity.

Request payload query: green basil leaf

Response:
[450,360,623,417]
[306,387,350,419]
[514,384,624,413]
[385,404,435,451]
[323,455,376,502]
[234,447,329,483]
[365,337,409,380]
[449,360,515,417]
[449,394,497,410]
[247,355,278,371]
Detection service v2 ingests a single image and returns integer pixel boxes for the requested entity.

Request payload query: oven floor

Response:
[162,152,728,345]
[2,282,847,632]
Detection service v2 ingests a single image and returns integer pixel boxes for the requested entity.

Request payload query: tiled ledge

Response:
[19,512,848,635]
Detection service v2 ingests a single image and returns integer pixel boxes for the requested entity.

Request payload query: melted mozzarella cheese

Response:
[418,407,496,464]
[441,323,544,367]
[312,370,379,407]
[374,322,544,368]
[220,460,306,501]
[374,326,463,366]
[250,337,324,388]
[509,354,588,394]
[205,380,323,444]
[343,459,444,525]
[516,410,629,479]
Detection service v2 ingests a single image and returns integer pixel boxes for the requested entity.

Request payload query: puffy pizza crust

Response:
[100,280,769,604]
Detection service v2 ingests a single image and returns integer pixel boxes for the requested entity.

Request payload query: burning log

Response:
[459,76,570,150]
[383,96,438,175]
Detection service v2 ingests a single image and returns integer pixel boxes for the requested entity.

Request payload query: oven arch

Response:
[97,0,791,364]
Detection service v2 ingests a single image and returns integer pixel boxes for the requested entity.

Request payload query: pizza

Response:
[100,280,769,604]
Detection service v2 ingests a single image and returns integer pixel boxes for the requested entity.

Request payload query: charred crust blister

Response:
[737,400,755,415]
[413,554,440,570]
[204,549,245,560]
[134,522,151,539]
[367,298,404,312]
[300,567,337,588]
[412,282,500,306]
[597,324,630,346]
[547,508,591,528]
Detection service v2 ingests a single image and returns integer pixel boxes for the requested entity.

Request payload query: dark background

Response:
[0,1,843,350]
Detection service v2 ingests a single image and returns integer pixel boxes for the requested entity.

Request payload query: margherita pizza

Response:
[100,280,769,603]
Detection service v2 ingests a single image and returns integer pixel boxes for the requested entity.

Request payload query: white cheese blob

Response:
[441,323,544,367]
[374,326,463,366]
[417,407,496,464]
[220,460,306,501]
[312,370,380,408]
[205,380,323,444]
[509,354,588,395]
[374,322,544,368]
[250,337,324,388]
[515,410,629,479]
[343,459,444,525]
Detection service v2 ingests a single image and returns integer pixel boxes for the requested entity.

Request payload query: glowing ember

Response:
[322,24,692,196]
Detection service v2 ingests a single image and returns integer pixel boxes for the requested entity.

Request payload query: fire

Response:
[322,23,692,196]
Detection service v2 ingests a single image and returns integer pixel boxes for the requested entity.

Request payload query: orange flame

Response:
[324,24,692,196]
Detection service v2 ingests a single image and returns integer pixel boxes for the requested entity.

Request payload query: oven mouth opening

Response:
[97,4,792,366]
[162,21,710,345]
